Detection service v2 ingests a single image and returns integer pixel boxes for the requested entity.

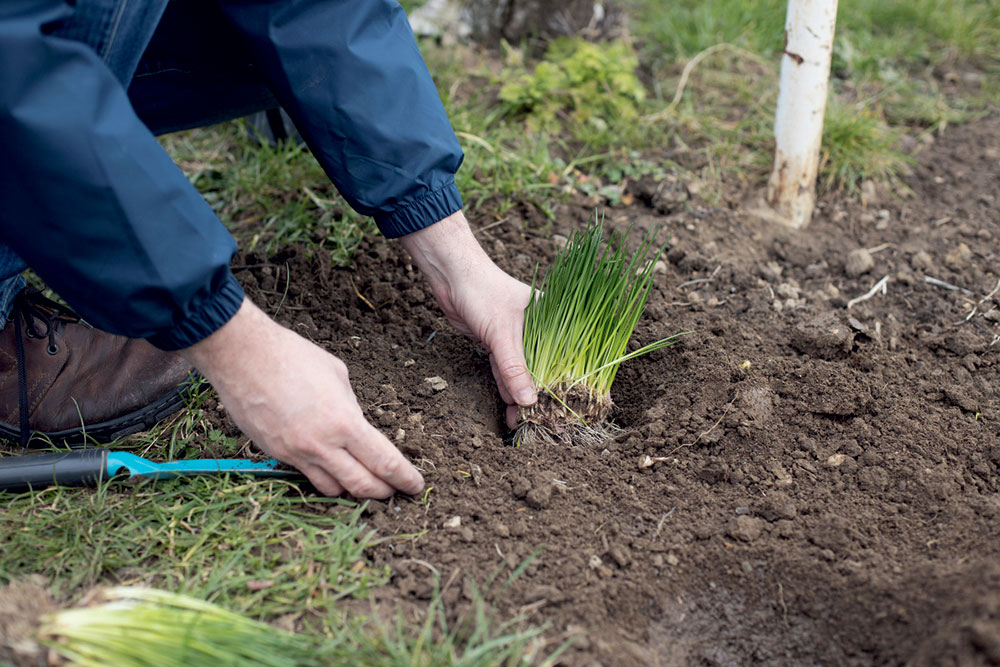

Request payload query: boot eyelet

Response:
[25,329,37,339]
[47,343,59,355]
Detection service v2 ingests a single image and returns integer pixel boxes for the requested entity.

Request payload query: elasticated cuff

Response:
[373,181,463,239]
[147,271,245,351]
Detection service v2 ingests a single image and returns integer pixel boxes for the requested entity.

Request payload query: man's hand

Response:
[180,299,424,498]
[400,210,537,427]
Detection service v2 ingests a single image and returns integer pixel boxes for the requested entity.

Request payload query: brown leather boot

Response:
[0,289,197,447]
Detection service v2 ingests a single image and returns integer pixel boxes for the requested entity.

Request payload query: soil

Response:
[233,116,1000,665]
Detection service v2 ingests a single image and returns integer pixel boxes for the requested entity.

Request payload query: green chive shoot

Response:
[519,214,689,444]
[39,587,322,667]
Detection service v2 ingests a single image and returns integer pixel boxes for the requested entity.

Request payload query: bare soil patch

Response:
[236,117,1000,665]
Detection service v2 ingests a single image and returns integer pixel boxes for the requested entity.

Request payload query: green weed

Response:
[499,38,647,134]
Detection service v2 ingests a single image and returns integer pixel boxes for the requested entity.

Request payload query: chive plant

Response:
[39,587,321,667]
[519,215,687,444]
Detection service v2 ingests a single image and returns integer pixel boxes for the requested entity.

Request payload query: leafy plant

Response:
[518,214,688,445]
[499,38,647,133]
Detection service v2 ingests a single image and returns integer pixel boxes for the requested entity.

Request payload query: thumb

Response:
[490,328,536,407]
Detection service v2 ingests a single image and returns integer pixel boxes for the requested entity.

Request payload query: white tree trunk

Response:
[764,0,839,229]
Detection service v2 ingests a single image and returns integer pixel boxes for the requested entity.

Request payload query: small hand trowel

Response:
[0,449,305,493]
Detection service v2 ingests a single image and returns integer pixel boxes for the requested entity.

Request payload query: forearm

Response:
[398,211,493,299]
[217,0,465,238]
[0,4,241,349]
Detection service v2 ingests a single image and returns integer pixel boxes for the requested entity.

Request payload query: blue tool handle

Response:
[0,449,108,492]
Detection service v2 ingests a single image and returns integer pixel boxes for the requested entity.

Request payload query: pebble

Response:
[443,515,461,529]
[423,376,448,392]
[776,282,800,300]
[394,428,405,442]
[844,248,875,277]
[826,453,848,467]
[665,553,680,566]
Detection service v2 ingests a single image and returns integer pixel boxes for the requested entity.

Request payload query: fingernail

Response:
[516,388,536,405]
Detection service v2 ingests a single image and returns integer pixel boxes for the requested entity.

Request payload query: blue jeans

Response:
[0,0,280,321]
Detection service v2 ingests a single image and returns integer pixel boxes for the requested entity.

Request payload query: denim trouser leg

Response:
[0,244,26,322]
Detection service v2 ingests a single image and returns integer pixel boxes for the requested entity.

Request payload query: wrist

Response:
[179,297,273,382]
[399,210,494,294]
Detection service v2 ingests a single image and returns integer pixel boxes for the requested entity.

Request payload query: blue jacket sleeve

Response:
[218,0,466,239]
[0,1,244,351]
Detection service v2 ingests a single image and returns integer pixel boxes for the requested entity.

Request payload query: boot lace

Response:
[12,289,84,449]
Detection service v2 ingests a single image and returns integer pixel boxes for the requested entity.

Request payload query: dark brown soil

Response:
[236,117,1000,666]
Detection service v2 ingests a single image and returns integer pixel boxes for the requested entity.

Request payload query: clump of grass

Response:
[820,103,913,193]
[518,215,688,445]
[39,587,323,667]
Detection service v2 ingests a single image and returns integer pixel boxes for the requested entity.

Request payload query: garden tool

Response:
[0,449,304,493]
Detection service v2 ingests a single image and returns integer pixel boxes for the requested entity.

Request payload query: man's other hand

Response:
[181,299,425,498]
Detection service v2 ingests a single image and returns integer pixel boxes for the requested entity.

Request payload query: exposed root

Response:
[514,384,619,446]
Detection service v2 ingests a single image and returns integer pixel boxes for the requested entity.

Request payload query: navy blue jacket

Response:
[0,0,464,350]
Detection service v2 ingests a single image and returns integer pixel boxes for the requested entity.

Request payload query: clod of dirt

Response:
[525,481,555,509]
[0,577,57,667]
[525,584,566,605]
[728,515,764,542]
[844,248,875,277]
[944,242,973,269]
[607,544,632,568]
[911,250,934,271]
[510,476,531,499]
[754,492,797,522]
[791,311,855,360]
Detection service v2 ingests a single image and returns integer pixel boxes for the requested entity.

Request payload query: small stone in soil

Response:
[826,453,848,467]
[443,515,461,529]
[423,376,448,392]
[844,248,875,277]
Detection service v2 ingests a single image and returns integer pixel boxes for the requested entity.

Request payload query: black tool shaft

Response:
[0,449,107,493]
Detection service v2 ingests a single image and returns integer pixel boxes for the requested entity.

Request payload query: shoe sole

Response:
[0,378,203,447]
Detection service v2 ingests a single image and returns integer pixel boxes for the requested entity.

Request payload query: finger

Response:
[324,447,397,499]
[344,424,424,496]
[298,463,345,497]
[506,404,520,429]
[489,353,515,405]
[489,328,536,407]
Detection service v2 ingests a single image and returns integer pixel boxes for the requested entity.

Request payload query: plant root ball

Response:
[515,384,618,446]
